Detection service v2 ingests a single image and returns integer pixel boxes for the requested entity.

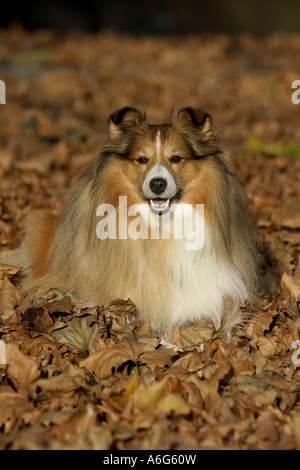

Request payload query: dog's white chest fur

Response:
[169,240,247,327]
[132,227,249,333]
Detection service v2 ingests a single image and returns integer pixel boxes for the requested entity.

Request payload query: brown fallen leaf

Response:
[20,335,60,357]
[258,335,282,357]
[136,334,161,348]
[206,362,232,390]
[156,392,191,415]
[36,363,86,399]
[45,295,73,314]
[0,263,22,277]
[253,349,281,375]
[292,413,300,450]
[280,215,300,229]
[134,322,152,336]
[104,298,137,318]
[80,338,153,379]
[245,311,276,339]
[277,230,300,245]
[138,349,173,370]
[3,342,40,392]
[14,154,55,175]
[0,385,32,433]
[43,406,96,444]
[230,374,268,396]
[166,325,182,349]
[191,377,218,402]
[295,254,300,278]
[0,275,23,323]
[281,272,300,299]
[51,314,103,352]
[255,411,279,450]
[126,377,191,416]
[172,351,205,373]
[229,348,255,376]
[179,319,215,349]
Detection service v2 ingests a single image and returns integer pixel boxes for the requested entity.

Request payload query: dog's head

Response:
[99,106,224,212]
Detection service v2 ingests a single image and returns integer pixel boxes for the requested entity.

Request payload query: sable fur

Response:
[19,107,262,338]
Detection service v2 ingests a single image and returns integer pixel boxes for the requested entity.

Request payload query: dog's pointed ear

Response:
[108,107,146,138]
[172,107,212,135]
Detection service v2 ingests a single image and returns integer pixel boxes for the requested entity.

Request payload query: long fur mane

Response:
[18,107,262,338]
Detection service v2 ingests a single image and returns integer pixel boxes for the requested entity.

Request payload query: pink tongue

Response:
[153,199,167,208]
[151,199,169,210]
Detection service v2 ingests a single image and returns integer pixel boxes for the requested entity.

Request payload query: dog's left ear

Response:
[108,107,147,138]
[172,107,212,135]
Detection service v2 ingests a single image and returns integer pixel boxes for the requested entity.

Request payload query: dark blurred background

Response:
[1,0,300,35]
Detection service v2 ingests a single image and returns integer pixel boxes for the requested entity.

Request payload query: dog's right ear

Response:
[108,107,146,138]
[172,107,212,136]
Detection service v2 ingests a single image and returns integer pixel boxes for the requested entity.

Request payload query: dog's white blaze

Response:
[156,130,161,162]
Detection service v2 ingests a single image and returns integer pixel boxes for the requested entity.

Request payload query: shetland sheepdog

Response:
[17,107,262,338]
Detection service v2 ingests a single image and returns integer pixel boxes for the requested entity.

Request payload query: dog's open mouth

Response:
[150,199,170,215]
[148,191,182,215]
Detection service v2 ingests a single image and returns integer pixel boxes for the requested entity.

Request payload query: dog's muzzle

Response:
[142,164,178,215]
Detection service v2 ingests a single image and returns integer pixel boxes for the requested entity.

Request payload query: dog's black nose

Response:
[150,178,167,195]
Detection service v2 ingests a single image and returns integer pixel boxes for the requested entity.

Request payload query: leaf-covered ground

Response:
[0,28,300,450]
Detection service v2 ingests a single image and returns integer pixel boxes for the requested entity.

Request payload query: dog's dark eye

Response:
[170,155,182,164]
[137,157,149,164]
